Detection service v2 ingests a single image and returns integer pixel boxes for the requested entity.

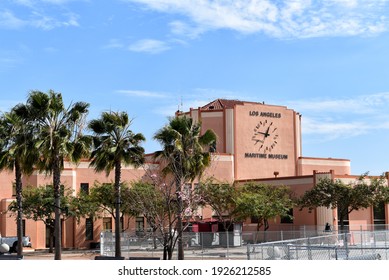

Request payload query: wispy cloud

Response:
[285,92,389,140]
[102,39,125,50]
[13,0,79,6]
[0,10,26,29]
[128,39,170,54]
[0,48,25,71]
[301,117,369,139]
[287,92,389,115]
[1,1,80,30]
[124,0,389,39]
[116,89,168,98]
[29,11,79,30]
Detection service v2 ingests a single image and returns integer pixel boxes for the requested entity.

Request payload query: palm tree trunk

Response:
[114,161,122,258]
[15,160,23,257]
[53,156,62,260]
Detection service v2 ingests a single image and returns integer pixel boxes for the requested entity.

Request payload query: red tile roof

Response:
[201,99,245,110]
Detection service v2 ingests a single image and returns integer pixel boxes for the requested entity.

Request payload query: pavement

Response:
[3,244,249,260]
[22,249,100,260]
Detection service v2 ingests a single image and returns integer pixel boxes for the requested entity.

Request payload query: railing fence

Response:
[99,225,389,260]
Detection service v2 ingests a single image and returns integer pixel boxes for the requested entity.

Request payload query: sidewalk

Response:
[23,250,100,260]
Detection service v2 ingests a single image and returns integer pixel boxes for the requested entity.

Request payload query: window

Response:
[85,218,93,240]
[22,219,26,237]
[103,217,112,231]
[374,202,386,227]
[80,183,89,194]
[251,216,259,224]
[136,217,145,236]
[12,183,16,197]
[281,208,294,224]
[337,207,349,227]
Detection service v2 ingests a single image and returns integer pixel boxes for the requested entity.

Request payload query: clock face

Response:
[252,119,279,153]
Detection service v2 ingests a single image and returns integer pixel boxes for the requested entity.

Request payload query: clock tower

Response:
[185,99,302,181]
[234,103,301,180]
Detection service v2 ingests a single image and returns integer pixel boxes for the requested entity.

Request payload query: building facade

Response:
[0,99,387,249]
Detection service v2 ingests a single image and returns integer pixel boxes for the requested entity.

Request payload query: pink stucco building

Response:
[0,99,387,249]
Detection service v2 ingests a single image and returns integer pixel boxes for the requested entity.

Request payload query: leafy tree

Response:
[126,176,203,260]
[75,181,136,228]
[0,106,38,256]
[88,111,145,258]
[196,179,239,230]
[18,90,90,259]
[8,185,76,253]
[153,116,217,259]
[195,180,240,257]
[299,175,387,231]
[235,183,294,232]
[126,180,174,259]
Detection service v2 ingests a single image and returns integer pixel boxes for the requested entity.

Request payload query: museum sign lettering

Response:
[244,153,288,160]
[249,111,281,118]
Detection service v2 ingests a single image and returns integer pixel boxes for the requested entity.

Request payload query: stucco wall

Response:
[298,157,351,176]
[233,103,299,180]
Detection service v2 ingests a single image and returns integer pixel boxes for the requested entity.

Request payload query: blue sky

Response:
[1,0,389,176]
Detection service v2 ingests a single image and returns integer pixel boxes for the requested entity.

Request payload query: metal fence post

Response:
[100,232,104,255]
[385,231,388,260]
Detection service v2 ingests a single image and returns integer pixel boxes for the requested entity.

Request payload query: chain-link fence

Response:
[100,230,246,259]
[99,228,389,260]
[247,231,389,260]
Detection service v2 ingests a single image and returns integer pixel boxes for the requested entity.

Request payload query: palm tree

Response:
[0,106,38,257]
[88,111,145,258]
[153,115,217,259]
[20,90,90,260]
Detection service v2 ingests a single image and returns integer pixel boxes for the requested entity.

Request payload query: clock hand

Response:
[264,126,271,137]
[256,131,268,136]
[252,138,264,144]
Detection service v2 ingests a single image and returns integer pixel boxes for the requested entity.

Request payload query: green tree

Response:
[153,116,216,259]
[196,179,238,230]
[0,106,38,257]
[126,181,173,259]
[88,111,145,258]
[75,182,135,228]
[196,180,240,257]
[8,185,76,253]
[236,183,294,232]
[126,174,203,260]
[299,175,387,231]
[19,90,90,260]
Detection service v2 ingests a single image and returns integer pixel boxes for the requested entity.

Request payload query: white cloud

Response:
[302,117,368,138]
[285,92,389,140]
[0,10,26,29]
[2,1,81,30]
[123,0,389,38]
[28,11,79,29]
[128,39,170,54]
[0,48,25,71]
[13,0,80,5]
[169,20,204,39]
[102,39,125,49]
[287,92,389,115]
[116,89,168,98]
